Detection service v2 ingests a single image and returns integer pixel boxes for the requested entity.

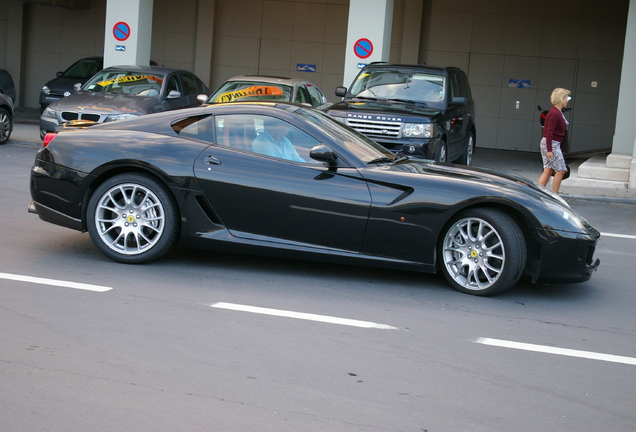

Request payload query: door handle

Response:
[204,155,222,165]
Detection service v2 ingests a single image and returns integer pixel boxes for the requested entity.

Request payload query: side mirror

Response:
[167,90,182,99]
[56,71,63,78]
[197,94,209,104]
[73,83,82,92]
[335,86,347,98]
[450,96,466,105]
[310,144,338,165]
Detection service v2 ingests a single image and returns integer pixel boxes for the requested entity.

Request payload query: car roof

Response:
[362,62,461,74]
[225,75,309,86]
[100,65,192,74]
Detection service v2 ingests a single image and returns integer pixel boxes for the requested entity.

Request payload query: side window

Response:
[294,86,311,105]
[449,73,460,99]
[172,115,214,142]
[215,114,321,163]
[306,83,325,107]
[181,74,198,96]
[166,75,182,95]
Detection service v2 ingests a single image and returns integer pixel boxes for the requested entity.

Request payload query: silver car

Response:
[40,65,211,139]
[207,75,332,111]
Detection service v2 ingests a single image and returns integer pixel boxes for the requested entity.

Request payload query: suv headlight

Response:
[42,107,57,119]
[42,86,50,95]
[403,123,433,138]
[105,113,139,122]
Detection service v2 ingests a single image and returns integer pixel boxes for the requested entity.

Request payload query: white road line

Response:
[600,232,636,240]
[0,272,113,292]
[474,337,636,366]
[211,302,397,330]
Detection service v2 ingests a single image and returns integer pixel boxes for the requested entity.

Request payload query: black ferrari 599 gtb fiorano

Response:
[29,102,600,295]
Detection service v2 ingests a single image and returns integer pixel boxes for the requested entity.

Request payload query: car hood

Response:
[330,100,443,117]
[44,76,90,93]
[48,92,157,114]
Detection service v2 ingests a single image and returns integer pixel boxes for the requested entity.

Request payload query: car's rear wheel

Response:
[87,173,179,264]
[439,208,526,296]
[0,107,12,144]
[458,131,475,165]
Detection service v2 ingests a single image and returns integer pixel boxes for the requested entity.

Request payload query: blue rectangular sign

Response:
[115,45,126,52]
[509,79,531,88]
[296,64,316,73]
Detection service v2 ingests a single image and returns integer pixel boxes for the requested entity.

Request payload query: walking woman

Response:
[538,88,570,193]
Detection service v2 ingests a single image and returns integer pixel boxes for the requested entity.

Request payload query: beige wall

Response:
[419,0,629,153]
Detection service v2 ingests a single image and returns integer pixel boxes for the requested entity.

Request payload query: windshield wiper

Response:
[367,156,394,165]
[387,98,427,107]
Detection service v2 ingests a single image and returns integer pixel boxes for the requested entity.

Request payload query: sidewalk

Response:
[9,107,636,202]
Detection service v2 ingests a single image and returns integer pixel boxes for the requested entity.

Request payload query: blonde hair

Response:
[550,88,571,106]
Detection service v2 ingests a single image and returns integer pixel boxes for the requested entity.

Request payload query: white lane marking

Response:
[0,272,112,292]
[474,337,636,366]
[211,302,397,330]
[600,232,636,240]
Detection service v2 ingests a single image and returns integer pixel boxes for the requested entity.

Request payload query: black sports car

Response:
[29,102,600,295]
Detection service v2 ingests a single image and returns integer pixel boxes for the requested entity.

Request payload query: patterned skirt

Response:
[540,138,568,172]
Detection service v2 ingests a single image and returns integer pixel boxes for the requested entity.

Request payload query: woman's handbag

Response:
[551,164,571,180]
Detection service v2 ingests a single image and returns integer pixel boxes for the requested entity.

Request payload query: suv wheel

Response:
[458,132,475,165]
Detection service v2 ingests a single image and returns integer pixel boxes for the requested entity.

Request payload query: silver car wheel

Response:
[0,107,12,144]
[465,134,474,165]
[94,182,166,256]
[442,216,505,291]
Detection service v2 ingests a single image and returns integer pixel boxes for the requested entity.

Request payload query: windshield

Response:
[349,70,446,107]
[83,71,164,96]
[63,59,102,79]
[210,81,293,103]
[295,107,395,163]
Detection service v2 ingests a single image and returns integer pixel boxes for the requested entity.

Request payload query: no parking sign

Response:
[113,22,131,41]
[353,38,373,59]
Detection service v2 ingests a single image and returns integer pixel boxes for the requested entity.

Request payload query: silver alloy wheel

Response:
[465,134,474,165]
[0,108,11,144]
[438,142,447,162]
[94,182,166,255]
[442,216,505,291]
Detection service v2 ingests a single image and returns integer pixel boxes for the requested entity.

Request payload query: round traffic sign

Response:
[113,22,131,41]
[353,38,373,59]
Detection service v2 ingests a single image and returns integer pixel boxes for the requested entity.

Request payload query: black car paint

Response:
[30,103,599,288]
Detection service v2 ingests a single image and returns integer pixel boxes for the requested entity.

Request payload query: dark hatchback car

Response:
[0,68,16,103]
[38,57,159,113]
[328,63,476,164]
[39,65,211,139]
[30,102,600,296]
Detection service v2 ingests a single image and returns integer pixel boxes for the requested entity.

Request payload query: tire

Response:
[0,107,12,144]
[439,208,526,296]
[458,131,475,165]
[87,173,179,264]
[436,140,448,163]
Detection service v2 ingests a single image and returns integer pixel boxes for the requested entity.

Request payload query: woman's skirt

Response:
[540,138,568,172]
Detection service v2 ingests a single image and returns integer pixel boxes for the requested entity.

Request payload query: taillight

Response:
[43,133,57,148]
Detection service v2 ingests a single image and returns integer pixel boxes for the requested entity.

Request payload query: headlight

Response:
[42,107,57,119]
[42,86,50,95]
[403,123,433,138]
[105,113,139,122]
[541,197,586,230]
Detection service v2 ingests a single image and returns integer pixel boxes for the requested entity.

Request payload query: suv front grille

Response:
[61,112,101,122]
[346,118,402,138]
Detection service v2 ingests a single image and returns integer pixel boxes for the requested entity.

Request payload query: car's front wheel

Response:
[458,131,475,165]
[87,173,179,263]
[436,140,448,163]
[439,208,526,296]
[0,107,12,144]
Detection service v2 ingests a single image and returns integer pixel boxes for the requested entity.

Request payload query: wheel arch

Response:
[434,201,541,275]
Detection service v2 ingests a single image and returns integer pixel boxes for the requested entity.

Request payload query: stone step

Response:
[577,155,630,182]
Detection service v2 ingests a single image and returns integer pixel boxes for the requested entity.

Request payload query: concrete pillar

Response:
[6,0,25,107]
[194,0,215,87]
[399,0,422,64]
[342,0,394,87]
[103,0,153,68]
[611,0,636,188]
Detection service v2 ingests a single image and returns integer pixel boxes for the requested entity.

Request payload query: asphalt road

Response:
[2,142,635,432]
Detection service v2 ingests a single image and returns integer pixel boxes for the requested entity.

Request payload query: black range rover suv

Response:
[328,63,476,164]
